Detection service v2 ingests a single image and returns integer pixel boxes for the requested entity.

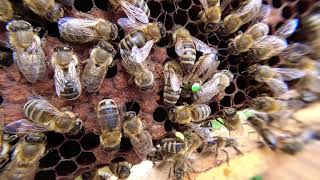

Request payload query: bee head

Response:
[205,22,220,32]
[54,45,73,52]
[223,107,237,117]
[110,24,119,40]
[69,118,83,136]
[157,22,166,38]
[118,163,131,179]
[98,40,116,56]
[227,41,239,55]
[25,132,46,144]
[175,168,185,180]
[6,20,32,32]
[47,5,64,22]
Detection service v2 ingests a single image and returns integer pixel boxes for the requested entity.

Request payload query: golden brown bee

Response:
[6,20,47,83]
[163,60,183,107]
[58,17,118,43]
[228,22,269,55]
[251,96,287,113]
[172,26,217,74]
[51,45,82,100]
[96,99,122,151]
[223,0,262,34]
[193,70,234,104]
[20,96,82,134]
[199,0,222,32]
[81,41,116,93]
[169,104,211,124]
[0,0,13,22]
[23,0,64,22]
[183,52,219,89]
[0,132,46,180]
[122,111,154,160]
[110,160,133,179]
[221,108,244,136]
[120,41,155,90]
[248,64,306,97]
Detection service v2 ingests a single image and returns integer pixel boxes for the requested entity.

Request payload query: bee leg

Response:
[61,106,73,112]
[232,145,243,155]
[221,149,230,166]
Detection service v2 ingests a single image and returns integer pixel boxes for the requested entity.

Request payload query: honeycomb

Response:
[0,0,318,179]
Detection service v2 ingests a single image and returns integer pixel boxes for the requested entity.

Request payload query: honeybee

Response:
[223,0,262,34]
[250,96,287,113]
[51,45,82,100]
[58,17,118,43]
[81,41,116,93]
[193,70,234,104]
[163,60,183,107]
[16,96,82,135]
[96,99,122,151]
[172,27,217,74]
[228,22,269,55]
[251,35,288,60]
[23,0,64,22]
[221,108,244,136]
[6,20,47,83]
[120,41,155,90]
[168,104,211,124]
[248,64,306,97]
[198,0,222,32]
[110,160,133,179]
[274,18,299,39]
[122,111,154,160]
[0,0,13,22]
[0,132,46,180]
[295,58,320,94]
[280,43,312,64]
[183,52,219,89]
[159,137,186,154]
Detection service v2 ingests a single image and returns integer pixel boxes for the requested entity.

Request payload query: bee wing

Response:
[69,59,82,92]
[54,64,66,98]
[131,40,154,63]
[117,18,147,30]
[280,43,312,61]
[192,37,217,54]
[199,0,209,10]
[130,131,154,160]
[237,0,262,22]
[3,119,48,135]
[265,78,288,96]
[272,68,306,81]
[58,17,98,38]
[250,4,272,25]
[169,67,182,92]
[118,0,149,24]
[253,35,288,52]
[187,123,212,140]
[221,0,232,11]
[274,18,299,38]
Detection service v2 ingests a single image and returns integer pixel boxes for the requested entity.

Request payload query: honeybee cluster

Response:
[0,0,320,179]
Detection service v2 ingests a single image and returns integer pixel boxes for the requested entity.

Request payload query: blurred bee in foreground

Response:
[223,0,262,34]
[301,11,320,58]
[120,41,155,90]
[172,26,217,74]
[228,22,269,55]
[274,18,299,39]
[51,45,82,100]
[110,159,133,179]
[96,99,122,151]
[6,20,47,83]
[198,0,222,32]
[193,70,234,104]
[280,43,312,65]
[81,41,116,93]
[169,104,211,124]
[23,0,64,22]
[122,111,154,160]
[221,108,244,136]
[2,96,82,135]
[0,132,46,180]
[163,60,183,107]
[0,0,13,22]
[58,16,118,43]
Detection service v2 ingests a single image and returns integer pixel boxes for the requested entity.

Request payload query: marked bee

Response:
[0,132,46,180]
[110,160,133,179]
[51,45,82,100]
[172,26,217,74]
[193,70,234,104]
[0,0,13,22]
[6,20,47,83]
[163,60,183,107]
[169,104,211,124]
[81,41,116,93]
[58,17,118,43]
[228,22,269,55]
[122,111,154,160]
[183,52,219,89]
[248,64,306,97]
[221,108,244,136]
[23,0,64,22]
[3,96,83,135]
[96,99,122,151]
[120,41,155,90]
[198,0,222,32]
[223,0,262,34]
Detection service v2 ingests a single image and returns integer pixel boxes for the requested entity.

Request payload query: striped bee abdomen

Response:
[60,79,81,100]
[24,99,57,124]
[191,104,211,122]
[179,41,196,74]
[160,138,185,154]
[97,100,121,131]
[120,30,147,51]
[164,78,181,107]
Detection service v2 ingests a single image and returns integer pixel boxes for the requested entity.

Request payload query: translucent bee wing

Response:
[265,78,289,96]
[250,4,272,25]
[117,18,147,30]
[130,131,154,160]
[192,37,216,54]
[280,43,312,62]
[237,0,262,23]
[246,22,269,40]
[199,0,209,10]
[272,67,306,81]
[3,119,48,135]
[221,0,231,11]
[169,67,182,92]
[253,35,288,59]
[194,75,221,104]
[69,59,82,94]
[131,40,154,63]
[187,123,212,140]
[274,18,299,38]
[119,0,149,24]
[58,17,98,37]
